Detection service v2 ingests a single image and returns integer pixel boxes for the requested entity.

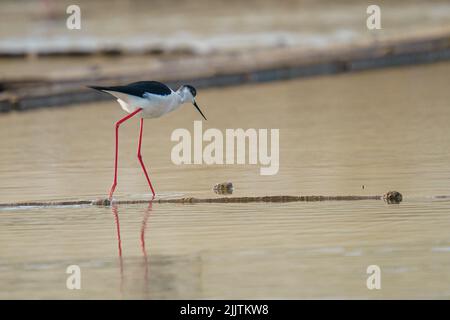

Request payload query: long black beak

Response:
[193,100,207,120]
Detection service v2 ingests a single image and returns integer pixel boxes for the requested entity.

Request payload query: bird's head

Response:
[178,84,206,120]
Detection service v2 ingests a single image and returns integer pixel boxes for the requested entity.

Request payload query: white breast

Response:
[106,90,182,118]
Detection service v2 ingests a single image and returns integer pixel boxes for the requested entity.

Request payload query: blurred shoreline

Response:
[1,0,450,112]
[1,29,450,113]
[2,0,450,56]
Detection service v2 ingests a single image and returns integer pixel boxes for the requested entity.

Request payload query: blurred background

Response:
[2,0,450,55]
[1,0,450,83]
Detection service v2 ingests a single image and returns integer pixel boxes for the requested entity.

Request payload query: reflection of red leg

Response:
[140,199,153,256]
[141,200,153,297]
[112,204,123,258]
[137,118,156,196]
[109,108,143,200]
[112,204,124,295]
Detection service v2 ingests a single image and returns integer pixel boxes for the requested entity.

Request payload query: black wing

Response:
[88,81,172,97]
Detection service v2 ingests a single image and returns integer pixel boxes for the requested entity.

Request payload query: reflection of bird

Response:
[111,200,153,298]
[89,81,207,200]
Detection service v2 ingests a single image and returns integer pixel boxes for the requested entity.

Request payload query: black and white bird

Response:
[89,81,207,200]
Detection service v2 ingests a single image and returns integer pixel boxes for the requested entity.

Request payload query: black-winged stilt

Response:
[89,81,207,200]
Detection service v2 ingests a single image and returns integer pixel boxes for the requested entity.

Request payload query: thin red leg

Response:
[137,118,156,196]
[109,108,143,200]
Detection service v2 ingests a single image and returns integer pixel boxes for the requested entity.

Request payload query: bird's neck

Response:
[163,91,184,113]
[176,89,190,104]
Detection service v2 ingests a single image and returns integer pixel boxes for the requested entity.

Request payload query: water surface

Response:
[1,62,450,298]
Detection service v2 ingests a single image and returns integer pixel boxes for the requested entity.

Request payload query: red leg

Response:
[137,118,156,196]
[109,108,143,200]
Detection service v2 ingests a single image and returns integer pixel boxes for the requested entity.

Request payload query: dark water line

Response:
[0,194,392,209]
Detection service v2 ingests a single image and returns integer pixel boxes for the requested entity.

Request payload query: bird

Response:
[88,81,207,200]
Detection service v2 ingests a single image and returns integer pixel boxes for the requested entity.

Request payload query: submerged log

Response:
[0,192,405,209]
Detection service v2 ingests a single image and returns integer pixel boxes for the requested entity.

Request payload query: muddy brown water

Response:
[1,62,450,298]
